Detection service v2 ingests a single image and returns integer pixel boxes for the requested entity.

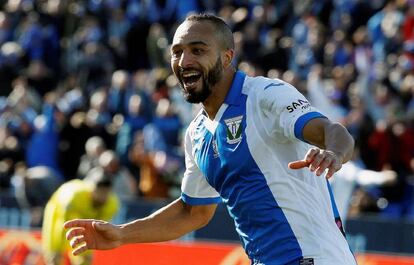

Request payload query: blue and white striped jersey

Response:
[181,71,356,265]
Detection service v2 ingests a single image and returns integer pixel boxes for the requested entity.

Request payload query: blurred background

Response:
[0,0,413,264]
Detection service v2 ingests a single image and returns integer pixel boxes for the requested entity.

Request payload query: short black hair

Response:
[185,13,234,50]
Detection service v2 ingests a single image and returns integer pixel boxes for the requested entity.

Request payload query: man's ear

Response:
[223,49,234,68]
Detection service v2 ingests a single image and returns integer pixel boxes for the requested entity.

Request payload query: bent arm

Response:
[65,199,217,255]
[303,118,354,164]
[289,118,355,178]
[119,198,217,244]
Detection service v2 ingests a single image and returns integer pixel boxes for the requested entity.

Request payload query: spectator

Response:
[77,136,106,178]
[12,165,63,226]
[25,93,62,178]
[0,0,411,221]
[93,150,137,201]
[128,131,170,198]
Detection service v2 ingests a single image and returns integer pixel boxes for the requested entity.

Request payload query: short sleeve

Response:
[181,126,221,205]
[258,79,326,142]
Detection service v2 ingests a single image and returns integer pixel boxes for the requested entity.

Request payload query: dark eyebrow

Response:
[171,41,209,50]
[188,41,208,46]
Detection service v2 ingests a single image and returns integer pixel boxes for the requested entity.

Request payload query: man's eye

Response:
[172,50,182,58]
[193,48,203,55]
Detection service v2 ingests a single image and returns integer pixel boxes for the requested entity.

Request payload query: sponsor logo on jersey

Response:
[224,115,243,144]
[286,99,311,113]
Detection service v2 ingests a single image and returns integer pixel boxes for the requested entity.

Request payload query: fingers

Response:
[305,148,320,163]
[325,162,342,179]
[64,219,94,229]
[288,160,310,169]
[72,241,89,256]
[64,220,94,256]
[67,232,89,256]
[289,148,342,179]
[288,148,321,171]
[66,227,85,241]
[315,156,332,176]
[70,234,85,249]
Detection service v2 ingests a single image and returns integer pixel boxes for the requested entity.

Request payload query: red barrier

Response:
[356,253,414,265]
[0,229,46,265]
[1,229,414,265]
[92,241,250,265]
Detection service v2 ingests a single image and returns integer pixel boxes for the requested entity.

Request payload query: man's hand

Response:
[288,148,343,179]
[64,219,123,256]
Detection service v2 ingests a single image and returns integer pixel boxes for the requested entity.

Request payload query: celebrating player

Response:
[65,14,356,265]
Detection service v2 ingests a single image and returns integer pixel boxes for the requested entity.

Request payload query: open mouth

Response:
[181,71,202,88]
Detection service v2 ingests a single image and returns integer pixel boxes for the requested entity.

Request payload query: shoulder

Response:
[242,75,300,105]
[242,75,290,95]
[243,76,303,112]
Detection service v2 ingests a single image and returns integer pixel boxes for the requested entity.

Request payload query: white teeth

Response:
[182,72,200,78]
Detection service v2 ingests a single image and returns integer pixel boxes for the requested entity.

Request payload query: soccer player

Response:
[64,14,356,265]
[42,168,119,265]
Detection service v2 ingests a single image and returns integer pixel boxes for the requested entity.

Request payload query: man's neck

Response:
[202,68,236,120]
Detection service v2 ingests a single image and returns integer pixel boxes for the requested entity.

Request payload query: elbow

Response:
[326,122,355,163]
[183,201,217,231]
[344,133,355,163]
[189,208,215,230]
[335,122,355,163]
[193,213,213,230]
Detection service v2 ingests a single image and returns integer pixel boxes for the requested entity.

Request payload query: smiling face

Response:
[171,21,226,103]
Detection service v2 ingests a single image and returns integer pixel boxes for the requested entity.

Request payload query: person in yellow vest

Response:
[42,168,119,265]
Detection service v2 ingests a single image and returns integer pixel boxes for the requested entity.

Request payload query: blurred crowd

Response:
[0,0,413,227]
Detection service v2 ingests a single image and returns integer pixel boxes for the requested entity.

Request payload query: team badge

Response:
[224,115,243,144]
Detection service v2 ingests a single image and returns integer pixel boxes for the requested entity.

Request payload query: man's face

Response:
[171,21,224,103]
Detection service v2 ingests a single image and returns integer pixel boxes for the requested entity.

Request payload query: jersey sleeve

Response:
[258,79,326,142]
[181,126,221,205]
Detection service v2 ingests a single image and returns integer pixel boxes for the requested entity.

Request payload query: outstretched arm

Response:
[64,199,217,255]
[288,118,354,178]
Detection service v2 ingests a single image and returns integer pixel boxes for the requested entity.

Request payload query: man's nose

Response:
[178,51,195,68]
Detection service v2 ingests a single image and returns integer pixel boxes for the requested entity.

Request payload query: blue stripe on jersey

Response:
[326,180,340,219]
[224,71,246,105]
[181,192,222,205]
[193,71,303,264]
[294,111,326,141]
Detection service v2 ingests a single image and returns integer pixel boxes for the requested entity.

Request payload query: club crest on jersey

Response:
[224,115,243,144]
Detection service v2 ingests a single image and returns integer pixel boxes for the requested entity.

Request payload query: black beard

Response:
[181,57,223,104]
